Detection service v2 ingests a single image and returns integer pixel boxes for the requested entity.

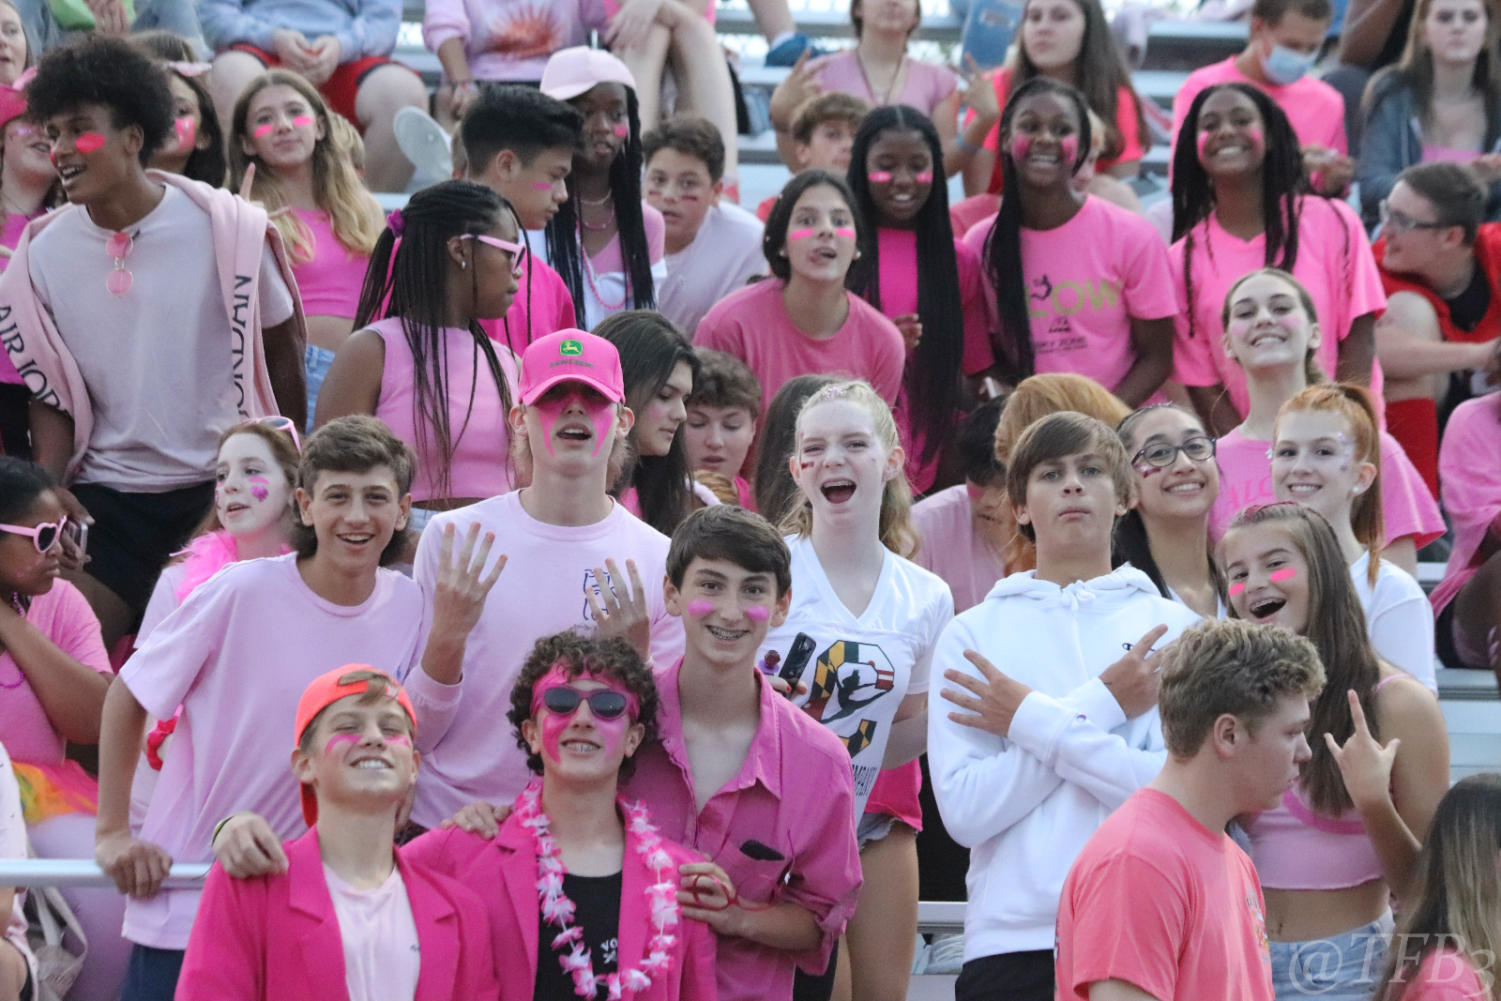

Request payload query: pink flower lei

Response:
[516,779,680,1000]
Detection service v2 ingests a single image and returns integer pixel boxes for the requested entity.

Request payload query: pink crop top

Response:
[367,316,518,503]
[1243,673,1411,890]
[291,208,371,317]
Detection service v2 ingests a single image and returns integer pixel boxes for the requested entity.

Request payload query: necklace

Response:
[579,225,628,311]
[578,191,615,207]
[517,780,680,1000]
[855,49,906,107]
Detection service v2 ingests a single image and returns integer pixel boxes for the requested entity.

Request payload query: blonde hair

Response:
[327,111,365,175]
[228,70,382,265]
[1274,384,1385,584]
[779,380,918,558]
[991,373,1131,570]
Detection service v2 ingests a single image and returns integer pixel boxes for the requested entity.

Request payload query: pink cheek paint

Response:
[744,605,771,622]
[323,733,360,757]
[914,170,934,184]
[1058,137,1077,164]
[686,599,715,617]
[541,712,571,761]
[1009,135,1031,162]
[292,115,314,129]
[385,734,411,749]
[1268,567,1297,583]
[1228,581,1246,596]
[834,226,856,240]
[73,132,105,153]
[174,116,197,152]
[1247,127,1265,156]
[532,181,554,191]
[253,122,274,139]
[612,124,629,138]
[867,170,893,183]
[247,475,271,502]
[966,483,984,502]
[589,402,615,458]
[1136,463,1164,478]
[787,227,816,241]
[1196,130,1212,161]
[532,397,564,457]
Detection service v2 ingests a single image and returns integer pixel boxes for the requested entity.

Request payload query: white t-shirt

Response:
[658,201,767,335]
[0,743,34,984]
[324,864,421,1001]
[757,535,953,814]
[119,554,429,949]
[406,491,684,828]
[1350,552,1437,692]
[29,186,296,491]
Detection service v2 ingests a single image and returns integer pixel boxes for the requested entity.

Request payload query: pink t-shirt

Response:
[0,211,37,386]
[324,864,421,1001]
[694,278,906,413]
[290,208,371,318]
[875,228,993,492]
[1171,59,1347,161]
[1432,394,1501,615]
[808,50,959,117]
[1391,948,1491,1001]
[1170,197,1387,418]
[119,554,429,949]
[0,580,110,766]
[911,483,1006,613]
[365,316,517,502]
[589,202,665,275]
[1056,788,1273,1001]
[405,491,684,828]
[962,197,1178,394]
[623,660,862,1001]
[1208,426,1445,547]
[481,252,576,355]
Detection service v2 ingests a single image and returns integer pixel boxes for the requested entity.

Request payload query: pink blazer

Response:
[407,813,719,1001]
[176,829,500,1000]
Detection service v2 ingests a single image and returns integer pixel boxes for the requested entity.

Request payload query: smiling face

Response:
[215,431,293,542]
[293,694,418,817]
[781,183,859,284]
[241,83,322,172]
[666,556,791,670]
[1271,409,1374,528]
[865,126,934,227]
[1424,0,1489,65]
[683,403,756,477]
[1015,450,1127,551]
[296,464,409,574]
[45,103,141,207]
[1003,91,1082,189]
[521,671,645,786]
[0,3,25,85]
[1125,408,1220,522]
[790,397,902,530]
[0,489,65,597]
[645,147,720,251]
[1221,522,1312,633]
[1195,87,1267,179]
[1021,0,1087,71]
[1223,272,1321,374]
[572,82,630,173]
[637,360,693,458]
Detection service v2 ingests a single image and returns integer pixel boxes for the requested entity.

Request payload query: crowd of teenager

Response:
[0,0,1498,999]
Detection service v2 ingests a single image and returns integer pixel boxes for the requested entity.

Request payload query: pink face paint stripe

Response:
[612,124,629,137]
[1268,567,1297,582]
[787,227,816,241]
[73,132,106,153]
[323,733,360,756]
[914,170,934,183]
[834,226,857,240]
[744,605,771,622]
[292,114,314,128]
[686,599,714,617]
[1228,581,1246,596]
[533,181,555,191]
[253,122,274,138]
[867,170,893,182]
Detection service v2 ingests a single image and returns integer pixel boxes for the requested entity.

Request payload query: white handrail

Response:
[0,860,210,888]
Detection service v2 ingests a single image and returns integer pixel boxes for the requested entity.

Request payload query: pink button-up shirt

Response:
[623,660,862,1001]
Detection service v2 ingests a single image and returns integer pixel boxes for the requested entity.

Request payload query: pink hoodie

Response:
[0,171,306,480]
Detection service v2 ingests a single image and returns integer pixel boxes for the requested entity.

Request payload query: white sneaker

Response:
[393,106,453,179]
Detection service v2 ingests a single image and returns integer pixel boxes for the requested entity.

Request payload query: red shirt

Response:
[1376,222,1501,347]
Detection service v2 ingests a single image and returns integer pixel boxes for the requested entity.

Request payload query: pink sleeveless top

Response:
[1243,673,1413,890]
[291,208,371,317]
[367,316,518,502]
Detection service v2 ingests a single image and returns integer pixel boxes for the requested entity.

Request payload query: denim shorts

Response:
[303,344,337,433]
[1271,913,1394,1000]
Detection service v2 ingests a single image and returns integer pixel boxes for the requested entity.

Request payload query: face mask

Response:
[1261,43,1318,85]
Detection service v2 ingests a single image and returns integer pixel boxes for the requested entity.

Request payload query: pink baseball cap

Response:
[0,86,26,132]
[519,329,626,405]
[293,665,417,826]
[540,46,637,102]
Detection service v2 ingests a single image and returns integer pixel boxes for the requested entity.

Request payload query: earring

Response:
[461,260,467,269]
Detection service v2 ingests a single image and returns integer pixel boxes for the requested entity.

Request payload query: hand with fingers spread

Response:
[587,558,652,658]
[210,812,288,879]
[958,55,1000,126]
[1098,625,1169,719]
[768,49,823,133]
[83,0,129,34]
[429,522,506,644]
[1324,688,1399,813]
[439,800,512,838]
[941,650,1034,739]
[95,829,174,898]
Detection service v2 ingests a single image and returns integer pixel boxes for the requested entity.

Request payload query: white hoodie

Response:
[927,565,1200,961]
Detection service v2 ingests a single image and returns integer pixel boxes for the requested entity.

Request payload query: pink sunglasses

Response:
[0,514,83,555]
[463,234,528,278]
[242,414,302,452]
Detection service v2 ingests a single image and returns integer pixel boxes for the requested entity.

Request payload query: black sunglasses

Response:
[541,687,631,720]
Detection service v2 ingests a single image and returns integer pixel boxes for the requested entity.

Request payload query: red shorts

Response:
[228,43,412,125]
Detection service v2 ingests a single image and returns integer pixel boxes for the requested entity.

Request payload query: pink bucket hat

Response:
[540,46,637,102]
[518,329,626,405]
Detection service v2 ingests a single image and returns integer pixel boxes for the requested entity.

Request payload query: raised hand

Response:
[1098,625,1169,719]
[1323,688,1399,813]
[958,54,999,125]
[941,650,1034,739]
[769,49,823,132]
[429,522,506,644]
[587,558,651,658]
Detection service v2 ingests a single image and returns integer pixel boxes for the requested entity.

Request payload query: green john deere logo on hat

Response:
[560,339,583,357]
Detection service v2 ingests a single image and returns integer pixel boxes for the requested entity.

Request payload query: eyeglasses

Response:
[1378,200,1446,235]
[105,230,133,296]
[464,234,528,279]
[539,685,633,720]
[243,414,302,452]
[1132,435,1216,469]
[0,515,82,555]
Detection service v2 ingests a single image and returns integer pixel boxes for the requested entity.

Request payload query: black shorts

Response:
[70,480,215,620]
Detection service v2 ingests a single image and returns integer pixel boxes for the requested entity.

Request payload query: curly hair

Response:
[506,631,660,781]
[28,35,174,163]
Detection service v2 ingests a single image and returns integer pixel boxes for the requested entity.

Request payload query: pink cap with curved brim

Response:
[293,665,417,826]
[539,45,637,102]
[0,86,27,133]
[519,329,626,405]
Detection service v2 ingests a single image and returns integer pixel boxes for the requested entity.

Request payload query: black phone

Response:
[777,633,817,687]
